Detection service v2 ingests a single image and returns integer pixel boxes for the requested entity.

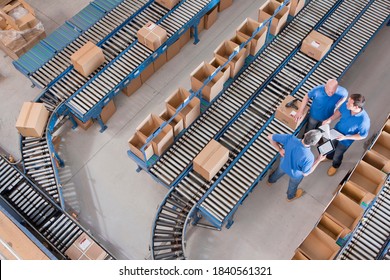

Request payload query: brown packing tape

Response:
[197,142,221,166]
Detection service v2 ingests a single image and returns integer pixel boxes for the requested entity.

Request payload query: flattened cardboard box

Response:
[137,21,167,51]
[16,102,49,137]
[193,139,229,181]
[65,233,108,260]
[301,30,333,61]
[275,95,308,130]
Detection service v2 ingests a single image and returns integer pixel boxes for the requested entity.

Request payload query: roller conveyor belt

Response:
[21,135,60,203]
[15,0,150,89]
[0,156,114,259]
[150,0,340,187]
[338,180,390,260]
[66,0,214,121]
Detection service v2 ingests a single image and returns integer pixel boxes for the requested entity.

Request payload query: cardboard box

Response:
[65,233,108,260]
[0,0,36,31]
[209,56,231,84]
[159,107,184,137]
[298,227,340,260]
[236,18,267,56]
[15,102,49,137]
[0,1,13,8]
[384,119,390,133]
[214,40,247,78]
[0,32,26,49]
[190,61,226,101]
[363,150,390,173]
[137,114,174,155]
[230,34,250,57]
[325,192,364,230]
[317,213,349,241]
[371,131,390,159]
[292,248,310,260]
[193,139,229,181]
[167,38,181,60]
[153,51,167,71]
[258,0,289,35]
[349,160,386,195]
[155,0,179,10]
[341,180,375,207]
[204,5,218,29]
[137,21,167,51]
[289,0,305,16]
[301,30,333,61]
[0,29,44,59]
[275,95,309,130]
[140,62,155,83]
[197,15,205,33]
[0,15,6,29]
[218,0,233,12]
[70,41,105,77]
[179,28,191,48]
[100,99,116,124]
[122,75,142,97]
[128,131,154,161]
[74,115,94,130]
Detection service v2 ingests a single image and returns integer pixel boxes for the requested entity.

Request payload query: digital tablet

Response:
[317,140,334,155]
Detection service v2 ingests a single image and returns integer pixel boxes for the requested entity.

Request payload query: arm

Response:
[294,93,309,122]
[337,134,366,141]
[334,97,347,111]
[322,109,341,125]
[303,154,327,176]
[267,134,285,157]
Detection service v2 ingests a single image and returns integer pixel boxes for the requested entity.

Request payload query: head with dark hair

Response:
[347,93,366,112]
[303,129,322,146]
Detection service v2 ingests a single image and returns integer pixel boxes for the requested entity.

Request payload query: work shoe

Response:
[327,166,338,176]
[266,180,273,187]
[286,189,304,202]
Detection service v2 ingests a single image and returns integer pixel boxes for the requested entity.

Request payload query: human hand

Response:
[317,154,327,162]
[279,148,285,157]
[322,118,331,126]
[294,111,303,122]
[337,135,346,141]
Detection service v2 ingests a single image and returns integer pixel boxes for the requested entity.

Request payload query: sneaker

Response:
[327,166,338,176]
[286,189,304,202]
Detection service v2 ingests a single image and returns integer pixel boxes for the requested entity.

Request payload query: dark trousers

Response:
[326,140,350,168]
[305,116,321,133]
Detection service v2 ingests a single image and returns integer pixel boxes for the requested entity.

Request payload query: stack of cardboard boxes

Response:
[293,116,390,260]
[0,0,45,59]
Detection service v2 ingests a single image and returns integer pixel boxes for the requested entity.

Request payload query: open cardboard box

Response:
[159,106,184,137]
[165,88,200,128]
[128,131,154,161]
[209,56,231,84]
[325,192,364,230]
[298,227,340,260]
[190,61,225,102]
[258,0,289,35]
[371,131,390,159]
[363,150,390,173]
[236,18,267,56]
[349,160,386,195]
[292,248,310,260]
[214,40,247,78]
[341,180,375,206]
[230,34,250,57]
[384,119,390,133]
[317,212,350,241]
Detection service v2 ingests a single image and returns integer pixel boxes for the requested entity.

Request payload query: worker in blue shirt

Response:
[267,130,325,201]
[322,93,370,176]
[295,79,348,132]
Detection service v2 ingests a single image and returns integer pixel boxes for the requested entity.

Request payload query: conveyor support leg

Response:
[192,23,200,44]
[96,116,107,133]
[69,115,78,130]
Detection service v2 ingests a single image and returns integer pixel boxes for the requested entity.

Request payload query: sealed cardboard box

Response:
[137,21,167,51]
[179,28,191,48]
[165,88,200,128]
[0,16,6,29]
[65,233,108,260]
[204,5,218,29]
[100,99,116,124]
[325,192,364,230]
[122,75,142,97]
[155,0,179,10]
[140,62,154,83]
[371,131,390,159]
[301,30,333,61]
[128,131,154,161]
[1,0,36,31]
[70,41,105,77]
[341,180,375,207]
[193,139,229,181]
[209,56,231,84]
[349,160,386,195]
[0,1,13,8]
[236,18,267,56]
[196,15,205,33]
[275,95,309,130]
[153,51,167,71]
[0,31,26,49]
[218,0,233,12]
[298,227,340,260]
[74,115,94,130]
[16,102,49,137]
[190,61,225,102]
[159,107,184,137]
[167,38,181,60]
[214,40,248,78]
[258,0,289,35]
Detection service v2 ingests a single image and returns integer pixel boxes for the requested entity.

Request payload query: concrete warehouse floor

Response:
[0,0,389,259]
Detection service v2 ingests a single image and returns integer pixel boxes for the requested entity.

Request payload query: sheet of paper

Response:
[330,129,344,140]
[318,124,330,139]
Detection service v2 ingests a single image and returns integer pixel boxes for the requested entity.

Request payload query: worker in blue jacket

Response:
[295,79,348,132]
[322,93,371,176]
[267,130,325,201]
